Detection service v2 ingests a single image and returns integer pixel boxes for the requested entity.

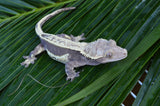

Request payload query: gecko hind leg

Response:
[21,43,45,68]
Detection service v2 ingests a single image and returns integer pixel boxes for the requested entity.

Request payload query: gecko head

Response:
[84,39,127,63]
[95,39,127,63]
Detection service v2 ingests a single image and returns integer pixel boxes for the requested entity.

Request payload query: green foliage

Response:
[133,51,160,106]
[0,0,160,105]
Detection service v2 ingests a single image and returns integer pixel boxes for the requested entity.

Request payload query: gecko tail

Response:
[8,74,70,96]
[35,7,76,36]
[27,74,70,88]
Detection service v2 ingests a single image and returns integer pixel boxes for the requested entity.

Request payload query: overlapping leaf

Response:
[133,50,160,106]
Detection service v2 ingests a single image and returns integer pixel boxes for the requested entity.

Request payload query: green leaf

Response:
[133,50,160,106]
[0,0,160,105]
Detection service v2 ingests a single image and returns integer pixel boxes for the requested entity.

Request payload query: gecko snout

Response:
[123,49,128,57]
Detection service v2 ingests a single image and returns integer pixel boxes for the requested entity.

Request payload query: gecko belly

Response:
[46,49,69,64]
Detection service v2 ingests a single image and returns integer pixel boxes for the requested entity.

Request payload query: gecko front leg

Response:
[57,33,85,42]
[70,33,85,42]
[65,60,86,81]
[21,44,45,67]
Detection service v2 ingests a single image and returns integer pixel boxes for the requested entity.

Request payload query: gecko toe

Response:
[66,77,74,82]
[80,33,84,37]
[79,33,85,40]
[66,77,71,81]
[20,62,24,66]
[23,56,28,59]
[66,72,80,81]
[25,64,29,68]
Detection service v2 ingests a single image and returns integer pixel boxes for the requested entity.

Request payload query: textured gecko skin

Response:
[21,7,128,81]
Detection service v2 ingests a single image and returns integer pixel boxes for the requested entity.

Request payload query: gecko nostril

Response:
[123,52,127,57]
[123,49,127,54]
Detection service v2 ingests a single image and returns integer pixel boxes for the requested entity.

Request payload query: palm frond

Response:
[0,0,160,105]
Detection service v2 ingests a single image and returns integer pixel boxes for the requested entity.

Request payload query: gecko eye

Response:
[106,52,112,58]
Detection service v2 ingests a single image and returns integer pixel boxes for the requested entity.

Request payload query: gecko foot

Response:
[71,33,85,42]
[66,71,80,81]
[21,56,37,68]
